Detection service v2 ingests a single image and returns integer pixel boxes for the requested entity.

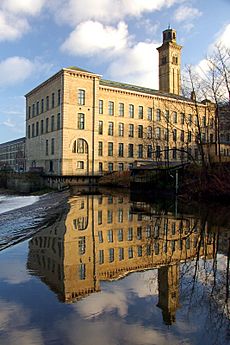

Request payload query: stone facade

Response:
[0,137,26,171]
[25,29,215,176]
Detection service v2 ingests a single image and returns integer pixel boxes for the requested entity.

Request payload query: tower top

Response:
[162,28,177,44]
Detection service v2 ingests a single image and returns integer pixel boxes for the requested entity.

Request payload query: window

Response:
[99,250,104,264]
[28,106,31,119]
[51,93,55,108]
[78,89,85,105]
[165,110,169,122]
[98,210,102,225]
[36,101,39,115]
[180,130,184,142]
[79,263,86,280]
[51,115,55,131]
[99,162,103,173]
[28,125,31,139]
[188,131,192,142]
[128,247,133,259]
[173,147,177,159]
[45,140,49,155]
[77,139,87,153]
[46,96,49,111]
[129,104,134,118]
[128,144,134,157]
[173,111,177,123]
[147,145,152,158]
[57,113,61,130]
[147,126,152,139]
[164,128,169,141]
[98,231,103,243]
[108,122,114,136]
[77,161,84,169]
[118,162,124,171]
[107,229,113,242]
[36,122,39,136]
[138,144,143,158]
[118,209,123,223]
[78,236,86,255]
[32,104,35,117]
[181,113,185,124]
[119,247,124,261]
[137,245,142,257]
[107,210,113,224]
[138,125,143,138]
[156,127,161,140]
[138,106,143,119]
[202,116,206,127]
[118,143,124,157]
[46,118,49,133]
[109,248,114,262]
[173,129,177,142]
[154,242,159,255]
[164,146,169,160]
[41,120,44,134]
[128,124,134,137]
[108,162,113,172]
[137,227,142,240]
[98,141,103,156]
[108,142,113,156]
[78,113,85,129]
[188,114,192,126]
[146,225,151,238]
[58,89,61,106]
[98,121,103,134]
[128,227,133,241]
[156,109,161,121]
[156,145,161,159]
[117,229,123,241]
[148,107,152,121]
[51,138,55,155]
[99,100,103,114]
[119,103,124,116]
[108,101,114,115]
[118,123,124,137]
[41,99,44,113]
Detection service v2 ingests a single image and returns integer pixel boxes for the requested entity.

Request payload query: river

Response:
[0,188,229,345]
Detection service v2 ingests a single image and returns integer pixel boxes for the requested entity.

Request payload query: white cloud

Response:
[0,11,29,41]
[174,5,202,22]
[215,23,230,49]
[61,21,129,56]
[52,0,181,26]
[2,0,45,16]
[107,41,160,88]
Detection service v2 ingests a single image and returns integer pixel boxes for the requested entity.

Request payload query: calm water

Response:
[0,190,229,345]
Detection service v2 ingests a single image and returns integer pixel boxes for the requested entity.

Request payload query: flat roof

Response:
[0,137,26,146]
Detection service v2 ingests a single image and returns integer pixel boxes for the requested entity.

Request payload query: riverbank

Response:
[0,189,69,251]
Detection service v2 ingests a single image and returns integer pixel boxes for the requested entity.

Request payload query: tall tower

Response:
[157,28,182,95]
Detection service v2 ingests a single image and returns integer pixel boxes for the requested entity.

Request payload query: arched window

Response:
[72,139,88,154]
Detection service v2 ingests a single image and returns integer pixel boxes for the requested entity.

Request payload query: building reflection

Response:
[27,193,219,325]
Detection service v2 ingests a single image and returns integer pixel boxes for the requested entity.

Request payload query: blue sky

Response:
[0,0,230,143]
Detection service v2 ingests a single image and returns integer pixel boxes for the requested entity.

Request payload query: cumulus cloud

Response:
[2,0,45,16]
[61,21,129,56]
[174,5,202,22]
[52,0,181,26]
[0,11,29,41]
[214,23,230,49]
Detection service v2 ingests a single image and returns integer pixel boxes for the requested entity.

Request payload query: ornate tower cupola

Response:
[157,28,182,95]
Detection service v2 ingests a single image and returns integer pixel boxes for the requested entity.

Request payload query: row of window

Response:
[28,90,61,118]
[27,113,61,138]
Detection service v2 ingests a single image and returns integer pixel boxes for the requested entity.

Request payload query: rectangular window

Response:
[118,143,124,157]
[108,122,114,136]
[51,138,55,155]
[107,229,113,242]
[78,113,85,129]
[147,126,152,139]
[41,99,44,113]
[77,161,84,169]
[51,93,55,108]
[108,101,114,115]
[108,162,113,172]
[99,162,103,173]
[147,145,152,158]
[173,111,177,123]
[165,110,169,122]
[128,227,133,241]
[156,127,161,139]
[128,143,134,158]
[78,89,85,105]
[109,248,114,262]
[99,250,104,264]
[108,142,113,156]
[45,140,49,155]
[98,120,103,135]
[188,131,192,143]
[36,101,39,116]
[98,231,103,243]
[118,123,124,137]
[137,226,142,240]
[32,104,35,117]
[118,209,123,223]
[181,130,184,142]
[118,163,124,171]
[138,144,143,158]
[119,247,124,261]
[156,145,161,159]
[28,125,31,139]
[138,106,143,119]
[119,103,124,116]
[117,229,123,241]
[98,141,103,156]
[79,263,86,280]
[41,120,44,134]
[58,89,61,106]
[128,124,134,137]
[46,96,49,111]
[128,247,133,259]
[188,114,192,126]
[156,109,161,121]
[35,122,39,136]
[164,146,169,160]
[137,245,142,257]
[51,115,55,131]
[147,107,152,121]
[99,100,103,114]
[46,118,49,133]
[173,129,177,142]
[202,116,206,127]
[28,106,31,119]
[78,236,86,255]
[129,104,134,118]
[57,113,61,130]
[138,125,143,138]
[146,225,151,238]
[181,113,185,124]
[98,210,102,225]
